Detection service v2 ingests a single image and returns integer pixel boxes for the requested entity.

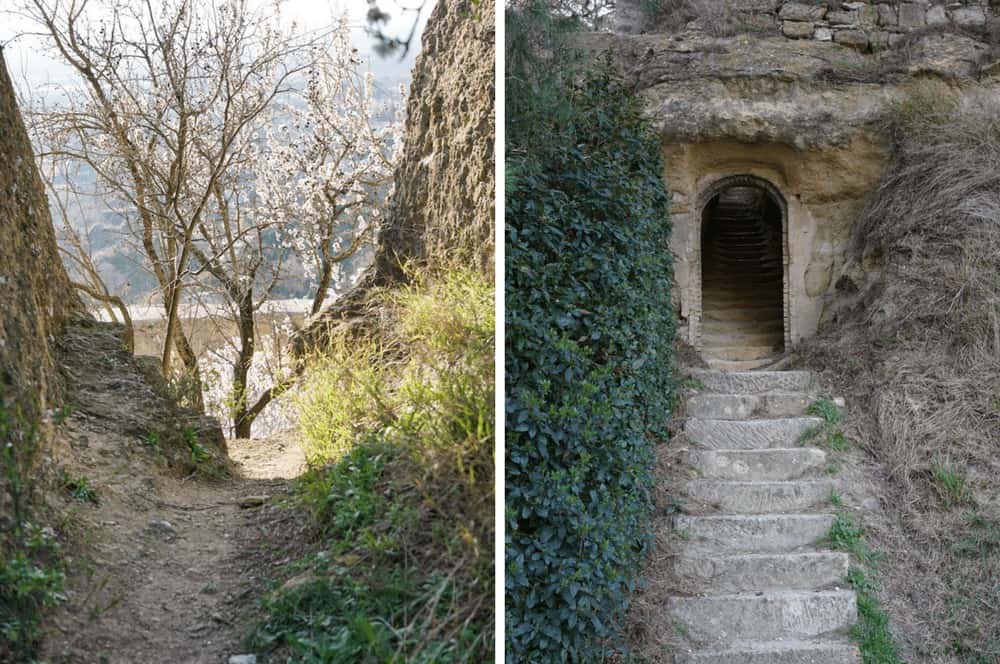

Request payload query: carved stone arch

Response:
[690,174,791,359]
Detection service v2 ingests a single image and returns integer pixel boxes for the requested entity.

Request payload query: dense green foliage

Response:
[505,10,677,655]
[251,271,494,662]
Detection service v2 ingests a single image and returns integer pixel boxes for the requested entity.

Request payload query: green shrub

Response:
[254,270,494,662]
[505,57,676,660]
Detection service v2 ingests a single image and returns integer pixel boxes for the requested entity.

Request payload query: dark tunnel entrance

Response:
[700,183,785,366]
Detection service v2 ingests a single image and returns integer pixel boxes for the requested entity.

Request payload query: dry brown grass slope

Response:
[798,81,1000,663]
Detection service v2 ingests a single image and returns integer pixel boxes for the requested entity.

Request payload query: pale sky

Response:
[0,0,431,93]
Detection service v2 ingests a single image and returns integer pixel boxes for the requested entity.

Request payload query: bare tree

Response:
[18,0,314,411]
[19,0,402,435]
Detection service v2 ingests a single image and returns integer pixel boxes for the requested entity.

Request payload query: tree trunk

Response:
[232,288,256,438]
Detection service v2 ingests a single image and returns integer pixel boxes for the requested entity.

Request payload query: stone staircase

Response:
[668,369,861,663]
[700,191,784,370]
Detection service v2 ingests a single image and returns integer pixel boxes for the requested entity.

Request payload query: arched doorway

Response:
[697,176,787,367]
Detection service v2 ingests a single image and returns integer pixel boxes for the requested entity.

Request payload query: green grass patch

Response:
[828,431,852,452]
[827,516,903,662]
[807,399,842,425]
[183,426,210,466]
[847,567,903,664]
[932,460,969,507]
[250,269,494,662]
[59,472,99,505]
[827,514,880,567]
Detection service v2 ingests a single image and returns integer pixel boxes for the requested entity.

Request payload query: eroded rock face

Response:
[0,48,81,420]
[586,24,1000,352]
[383,0,495,277]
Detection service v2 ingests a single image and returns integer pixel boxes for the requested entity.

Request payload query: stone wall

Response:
[618,1,998,53]
[0,47,81,422]
[774,0,996,51]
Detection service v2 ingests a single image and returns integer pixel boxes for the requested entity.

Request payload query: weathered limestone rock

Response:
[950,6,987,26]
[690,370,812,393]
[686,417,823,448]
[0,48,82,422]
[782,20,815,38]
[779,2,827,21]
[687,478,837,512]
[877,3,898,26]
[675,640,861,664]
[689,448,827,481]
[927,4,948,25]
[672,513,837,553]
[898,2,927,28]
[835,28,870,49]
[674,551,849,592]
[828,10,859,25]
[667,590,857,643]
[686,392,813,419]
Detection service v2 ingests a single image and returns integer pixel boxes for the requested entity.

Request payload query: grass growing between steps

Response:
[247,270,494,662]
[825,515,903,664]
[801,399,855,453]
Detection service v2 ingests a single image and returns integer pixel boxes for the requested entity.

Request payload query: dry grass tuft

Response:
[799,86,1000,661]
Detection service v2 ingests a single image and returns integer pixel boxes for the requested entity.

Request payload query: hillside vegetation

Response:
[801,81,1000,662]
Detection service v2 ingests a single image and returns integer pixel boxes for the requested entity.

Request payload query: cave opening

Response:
[700,183,785,366]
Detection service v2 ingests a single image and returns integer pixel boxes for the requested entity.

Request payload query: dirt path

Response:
[41,322,309,663]
[43,439,307,663]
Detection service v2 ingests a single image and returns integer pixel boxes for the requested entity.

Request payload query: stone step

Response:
[687,479,835,512]
[689,448,827,481]
[705,357,781,371]
[703,308,783,323]
[702,319,783,332]
[673,513,835,553]
[686,417,821,448]
[673,551,849,593]
[667,590,857,644]
[685,392,808,421]
[703,331,784,347]
[700,346,781,361]
[675,639,861,664]
[690,370,812,394]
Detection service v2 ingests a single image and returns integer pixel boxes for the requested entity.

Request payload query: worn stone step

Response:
[675,639,861,664]
[673,513,835,553]
[703,310,782,324]
[674,551,849,593]
[703,331,784,347]
[687,479,835,512]
[690,370,812,394]
[686,418,821,448]
[690,448,826,481]
[667,590,857,643]
[701,293,782,304]
[686,393,811,420]
[703,317,783,331]
[700,345,781,361]
[705,357,780,371]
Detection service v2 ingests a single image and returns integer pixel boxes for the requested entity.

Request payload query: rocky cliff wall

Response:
[0,47,81,422]
[380,0,496,278]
